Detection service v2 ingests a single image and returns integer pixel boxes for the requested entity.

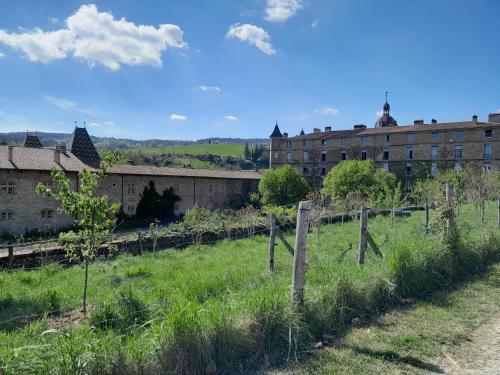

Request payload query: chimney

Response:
[488,113,500,124]
[414,119,424,125]
[54,149,61,164]
[313,128,321,133]
[283,132,288,138]
[472,115,478,124]
[8,146,13,162]
[431,119,437,124]
[325,126,332,132]
[353,124,367,130]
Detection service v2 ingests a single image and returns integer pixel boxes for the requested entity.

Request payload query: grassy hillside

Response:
[130,143,245,157]
[0,204,498,374]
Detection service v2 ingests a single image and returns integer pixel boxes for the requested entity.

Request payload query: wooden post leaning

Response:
[445,183,454,231]
[291,201,312,306]
[268,214,276,272]
[358,207,368,265]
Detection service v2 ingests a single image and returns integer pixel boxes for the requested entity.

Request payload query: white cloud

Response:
[87,120,115,127]
[0,4,187,70]
[0,52,4,59]
[44,94,96,114]
[226,23,275,55]
[170,113,187,121]
[315,106,339,116]
[311,19,319,29]
[47,17,59,24]
[265,0,303,22]
[376,110,384,117]
[198,85,221,93]
[224,115,239,121]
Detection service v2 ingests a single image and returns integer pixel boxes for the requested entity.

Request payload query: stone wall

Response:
[0,170,259,236]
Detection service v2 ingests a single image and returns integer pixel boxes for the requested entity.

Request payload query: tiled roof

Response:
[289,129,363,140]
[270,124,283,138]
[66,127,101,167]
[358,121,500,135]
[0,146,92,172]
[23,134,43,148]
[109,165,262,180]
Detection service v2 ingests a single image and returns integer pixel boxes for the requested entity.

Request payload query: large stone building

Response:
[270,99,500,190]
[0,128,260,235]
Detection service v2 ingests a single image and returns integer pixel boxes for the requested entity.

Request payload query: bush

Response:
[259,165,310,206]
[40,290,61,316]
[89,304,119,330]
[116,289,150,328]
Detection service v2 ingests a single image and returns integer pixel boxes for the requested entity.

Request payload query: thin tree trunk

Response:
[83,258,89,315]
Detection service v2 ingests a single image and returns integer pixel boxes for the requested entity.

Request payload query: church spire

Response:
[383,91,390,115]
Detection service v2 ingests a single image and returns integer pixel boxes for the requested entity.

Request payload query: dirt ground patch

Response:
[440,313,500,374]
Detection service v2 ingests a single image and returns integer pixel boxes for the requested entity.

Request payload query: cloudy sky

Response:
[0,0,499,140]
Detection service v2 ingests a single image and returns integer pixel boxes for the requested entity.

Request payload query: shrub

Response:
[116,289,150,329]
[259,165,310,206]
[89,304,119,330]
[40,290,62,316]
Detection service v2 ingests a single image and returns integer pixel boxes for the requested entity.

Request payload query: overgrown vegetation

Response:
[0,202,498,374]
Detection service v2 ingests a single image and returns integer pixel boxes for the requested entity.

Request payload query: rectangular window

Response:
[485,129,492,138]
[127,205,135,215]
[303,167,309,175]
[384,134,390,143]
[274,152,278,159]
[383,163,389,172]
[360,136,368,144]
[361,151,367,160]
[454,145,462,159]
[340,138,346,145]
[321,139,327,145]
[407,147,413,160]
[0,181,16,196]
[41,209,54,219]
[286,141,292,148]
[320,167,326,176]
[454,162,461,172]
[455,130,464,140]
[431,132,439,141]
[340,151,347,160]
[407,133,415,142]
[127,184,135,194]
[303,151,309,161]
[287,152,292,162]
[431,162,438,176]
[484,144,492,158]
[321,150,326,162]
[431,146,438,159]
[406,163,413,176]
[302,140,307,146]
[0,211,13,221]
[383,149,389,160]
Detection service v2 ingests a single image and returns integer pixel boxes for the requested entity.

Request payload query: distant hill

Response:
[0,131,268,149]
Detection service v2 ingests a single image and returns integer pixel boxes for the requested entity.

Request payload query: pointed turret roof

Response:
[270,122,283,138]
[299,128,305,136]
[66,127,101,168]
[23,133,43,148]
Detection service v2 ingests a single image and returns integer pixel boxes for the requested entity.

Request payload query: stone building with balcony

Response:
[269,99,500,190]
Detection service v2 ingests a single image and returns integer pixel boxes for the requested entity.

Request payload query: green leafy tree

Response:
[322,160,398,203]
[135,181,180,223]
[259,165,310,206]
[36,156,120,314]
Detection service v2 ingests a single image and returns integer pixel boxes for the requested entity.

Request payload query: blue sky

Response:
[0,0,499,140]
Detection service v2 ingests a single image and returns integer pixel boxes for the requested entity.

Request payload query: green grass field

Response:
[131,143,245,157]
[0,203,498,374]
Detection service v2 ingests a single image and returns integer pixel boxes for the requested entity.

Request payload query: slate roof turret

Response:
[66,127,101,168]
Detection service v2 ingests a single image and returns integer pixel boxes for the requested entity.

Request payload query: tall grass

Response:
[0,203,498,374]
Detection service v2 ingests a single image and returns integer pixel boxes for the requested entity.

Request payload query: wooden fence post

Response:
[497,196,500,228]
[425,203,430,235]
[137,232,143,255]
[446,183,454,230]
[358,207,368,265]
[268,214,276,272]
[8,246,14,267]
[291,201,312,306]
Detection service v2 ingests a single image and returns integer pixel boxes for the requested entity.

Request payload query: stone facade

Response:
[270,104,500,189]
[0,128,260,236]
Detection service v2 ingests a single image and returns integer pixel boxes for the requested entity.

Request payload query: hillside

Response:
[0,131,267,149]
